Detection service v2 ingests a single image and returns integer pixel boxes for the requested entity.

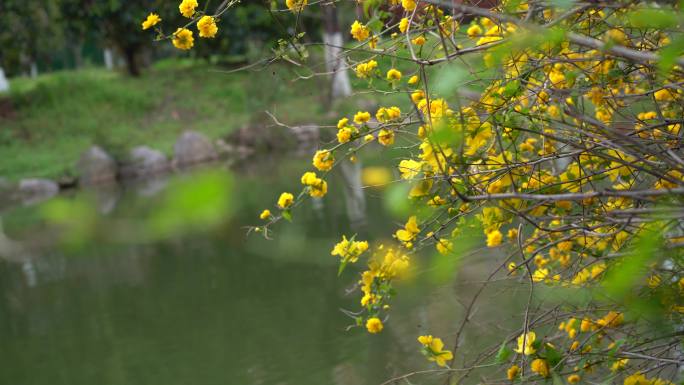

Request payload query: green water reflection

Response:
[0,158,524,385]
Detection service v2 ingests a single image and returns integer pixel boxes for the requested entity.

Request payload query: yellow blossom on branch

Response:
[179,0,198,18]
[197,16,218,38]
[312,150,334,171]
[277,192,294,209]
[366,317,383,333]
[350,21,370,41]
[172,28,194,50]
[141,13,161,30]
[417,335,453,367]
[285,0,307,12]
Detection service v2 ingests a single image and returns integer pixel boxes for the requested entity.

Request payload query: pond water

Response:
[0,157,524,385]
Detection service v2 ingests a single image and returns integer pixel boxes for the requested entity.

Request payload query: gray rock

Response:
[215,139,254,160]
[18,178,59,206]
[120,146,169,179]
[77,146,117,185]
[173,131,217,168]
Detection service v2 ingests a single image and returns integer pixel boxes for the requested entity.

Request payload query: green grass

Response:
[0,58,331,181]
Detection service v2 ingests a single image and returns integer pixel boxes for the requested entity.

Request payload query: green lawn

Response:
[0,58,331,181]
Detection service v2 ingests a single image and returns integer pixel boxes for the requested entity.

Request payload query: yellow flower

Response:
[408,75,419,85]
[364,134,375,142]
[376,106,401,123]
[301,171,328,198]
[277,192,294,209]
[197,15,218,38]
[331,235,369,263]
[596,311,623,328]
[259,209,271,220]
[141,13,161,30]
[611,358,629,372]
[467,24,483,38]
[654,88,674,101]
[353,111,371,125]
[530,358,549,378]
[337,117,349,129]
[624,372,650,385]
[355,60,378,78]
[396,215,420,243]
[508,262,517,274]
[350,21,370,41]
[568,374,581,384]
[412,36,426,45]
[507,365,520,380]
[570,340,579,351]
[386,68,402,81]
[399,17,409,33]
[417,335,453,367]
[366,317,383,333]
[402,0,416,11]
[514,331,536,355]
[313,150,334,171]
[336,126,356,144]
[172,28,194,50]
[285,0,307,12]
[378,129,395,146]
[486,229,503,247]
[398,159,422,179]
[179,0,198,18]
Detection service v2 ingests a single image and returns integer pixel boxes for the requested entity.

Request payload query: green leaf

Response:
[602,230,661,299]
[659,34,684,74]
[552,372,564,385]
[495,342,513,363]
[502,80,521,99]
[433,65,468,96]
[338,260,348,276]
[550,0,575,10]
[148,170,233,238]
[383,183,412,218]
[428,218,482,284]
[627,9,679,29]
[282,209,292,222]
[546,344,563,369]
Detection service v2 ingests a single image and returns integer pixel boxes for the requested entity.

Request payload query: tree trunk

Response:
[123,46,140,77]
[322,5,352,101]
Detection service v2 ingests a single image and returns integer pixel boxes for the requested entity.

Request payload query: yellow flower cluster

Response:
[350,21,371,42]
[300,171,327,198]
[331,235,369,264]
[355,60,378,79]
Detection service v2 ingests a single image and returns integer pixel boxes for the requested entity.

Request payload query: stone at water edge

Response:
[173,131,218,168]
[17,179,59,206]
[77,145,118,186]
[120,146,169,179]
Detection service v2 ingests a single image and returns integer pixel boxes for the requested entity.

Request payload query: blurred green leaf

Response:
[148,170,233,238]
[42,197,98,247]
[602,231,660,299]
[428,218,481,284]
[550,0,575,10]
[383,183,412,218]
[659,34,684,74]
[433,65,468,96]
[627,9,679,29]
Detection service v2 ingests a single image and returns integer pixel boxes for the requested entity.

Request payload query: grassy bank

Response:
[0,59,331,181]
